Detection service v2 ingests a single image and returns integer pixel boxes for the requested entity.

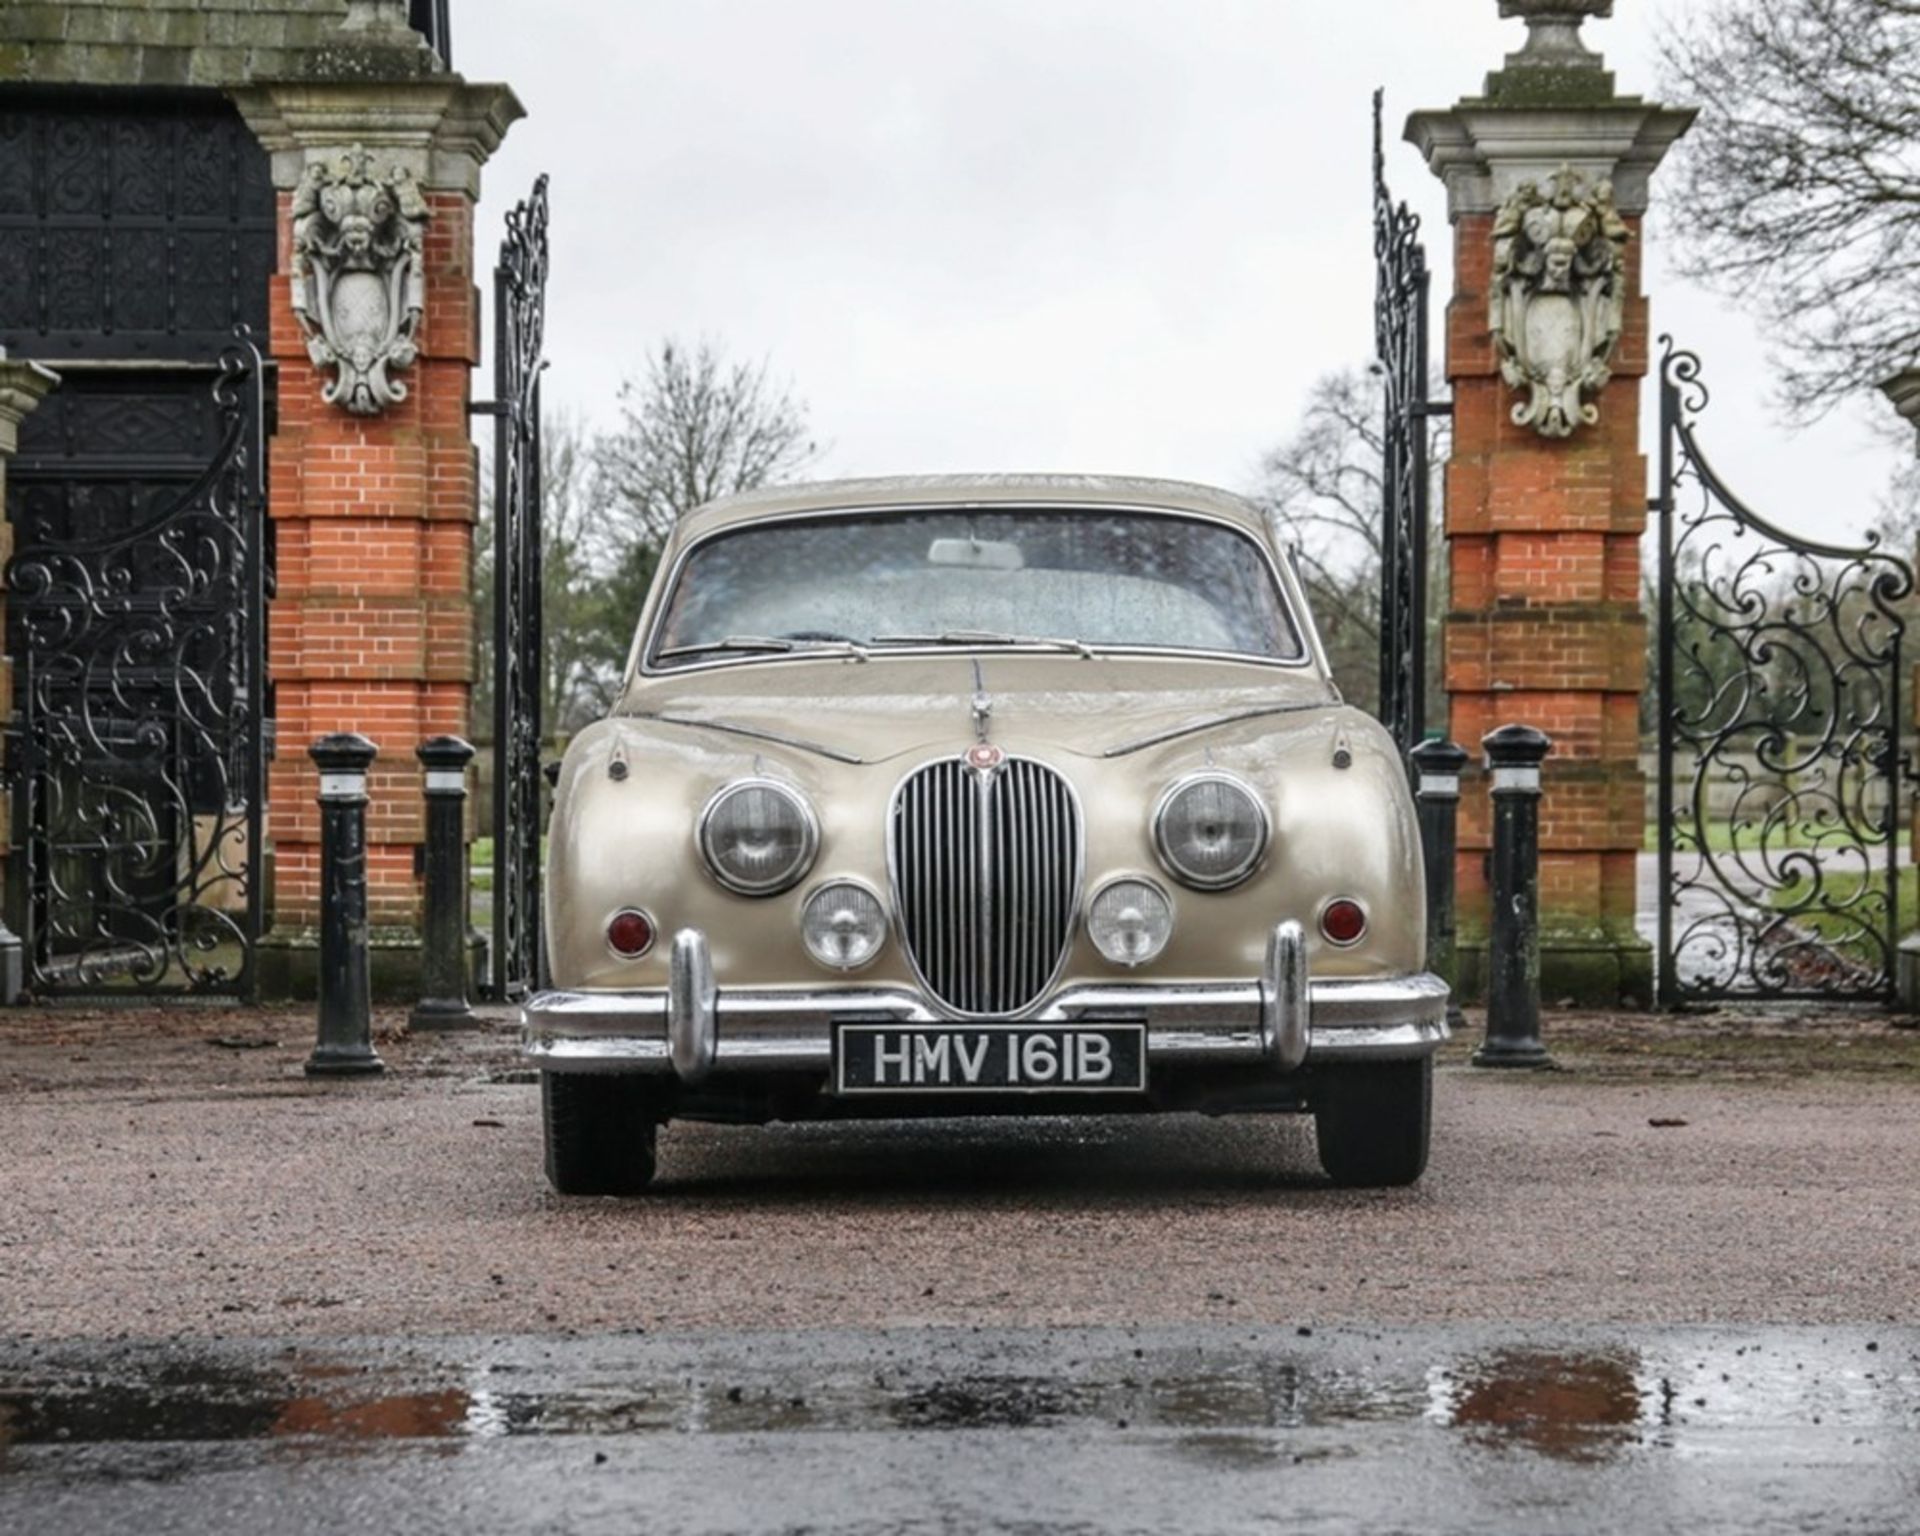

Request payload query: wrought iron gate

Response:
[1653,341,1912,1004]
[1372,89,1441,759]
[6,342,268,997]
[487,175,549,1001]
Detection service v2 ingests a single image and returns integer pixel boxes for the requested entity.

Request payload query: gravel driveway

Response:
[2,1008,1916,1340]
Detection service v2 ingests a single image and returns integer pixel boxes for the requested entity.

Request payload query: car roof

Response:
[672,473,1273,541]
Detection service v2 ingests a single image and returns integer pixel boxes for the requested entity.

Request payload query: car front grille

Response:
[890,756,1081,1016]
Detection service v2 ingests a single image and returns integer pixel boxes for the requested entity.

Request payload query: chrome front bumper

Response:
[521,924,1450,1082]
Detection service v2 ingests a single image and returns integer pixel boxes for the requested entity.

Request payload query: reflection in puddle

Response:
[1432,1351,1645,1464]
[0,1362,1426,1455]
[894,1379,1069,1430]
[0,1333,1910,1466]
[271,1390,470,1441]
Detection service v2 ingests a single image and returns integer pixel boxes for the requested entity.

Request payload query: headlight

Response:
[801,881,888,970]
[1153,773,1268,890]
[699,778,818,895]
[1087,878,1174,966]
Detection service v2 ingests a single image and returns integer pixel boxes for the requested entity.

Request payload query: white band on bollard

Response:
[425,770,466,793]
[1491,765,1540,792]
[1420,773,1461,797]
[319,772,366,799]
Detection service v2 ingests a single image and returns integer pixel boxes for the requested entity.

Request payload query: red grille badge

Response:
[965,743,1005,772]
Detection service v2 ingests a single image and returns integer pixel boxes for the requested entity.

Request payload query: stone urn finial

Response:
[1498,1,1613,70]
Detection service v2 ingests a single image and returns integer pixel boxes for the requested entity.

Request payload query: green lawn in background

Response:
[469,837,547,892]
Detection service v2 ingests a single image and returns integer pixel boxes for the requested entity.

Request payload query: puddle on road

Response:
[1433,1350,1643,1463]
[1,1334,1911,1469]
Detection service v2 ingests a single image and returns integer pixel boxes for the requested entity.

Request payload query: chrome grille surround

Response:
[888,755,1084,1017]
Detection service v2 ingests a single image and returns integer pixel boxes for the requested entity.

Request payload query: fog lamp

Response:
[801,881,888,970]
[1087,878,1174,966]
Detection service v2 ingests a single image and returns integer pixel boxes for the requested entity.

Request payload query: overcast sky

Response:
[458,0,1908,541]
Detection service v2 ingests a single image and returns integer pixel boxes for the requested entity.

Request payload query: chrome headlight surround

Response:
[698,777,820,896]
[1152,771,1269,891]
[800,878,890,971]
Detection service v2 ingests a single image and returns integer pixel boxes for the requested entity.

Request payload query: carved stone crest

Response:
[290,145,429,415]
[1489,164,1630,438]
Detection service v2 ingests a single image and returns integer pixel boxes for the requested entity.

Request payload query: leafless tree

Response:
[1252,368,1446,717]
[1658,0,1920,417]
[475,412,618,734]
[580,340,821,693]
[474,340,824,742]
[593,338,820,548]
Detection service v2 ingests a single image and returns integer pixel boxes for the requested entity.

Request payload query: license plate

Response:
[834,1024,1147,1095]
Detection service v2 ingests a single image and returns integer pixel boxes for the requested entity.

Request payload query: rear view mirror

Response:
[927,537,1024,571]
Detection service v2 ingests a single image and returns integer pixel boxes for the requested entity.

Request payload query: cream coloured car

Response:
[522,474,1448,1193]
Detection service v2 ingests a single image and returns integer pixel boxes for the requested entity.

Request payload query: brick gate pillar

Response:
[0,354,59,1001]
[1407,2,1693,1007]
[234,18,521,998]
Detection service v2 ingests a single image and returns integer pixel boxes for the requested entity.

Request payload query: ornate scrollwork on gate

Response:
[6,342,267,996]
[490,175,549,1000]
[1373,88,1435,758]
[290,144,429,415]
[1655,341,1912,1003]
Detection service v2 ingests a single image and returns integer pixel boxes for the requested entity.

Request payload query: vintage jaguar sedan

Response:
[522,474,1448,1193]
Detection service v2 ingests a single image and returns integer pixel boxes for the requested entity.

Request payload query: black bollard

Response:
[306,732,383,1077]
[410,735,478,1032]
[1410,735,1470,1030]
[1474,723,1552,1069]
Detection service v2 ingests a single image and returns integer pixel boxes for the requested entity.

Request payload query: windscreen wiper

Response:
[658,635,869,662]
[657,636,798,660]
[870,630,1097,658]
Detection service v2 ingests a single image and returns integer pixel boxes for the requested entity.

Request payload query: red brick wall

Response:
[267,189,478,927]
[1446,211,1650,942]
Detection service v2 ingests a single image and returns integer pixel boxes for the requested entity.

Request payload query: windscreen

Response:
[650,508,1304,667]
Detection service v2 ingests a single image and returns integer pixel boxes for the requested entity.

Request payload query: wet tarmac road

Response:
[3,1325,1916,1534]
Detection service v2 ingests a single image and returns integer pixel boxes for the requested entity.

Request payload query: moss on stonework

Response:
[257,925,487,1004]
[0,7,73,46]
[0,1,431,89]
[1469,68,1637,109]
[295,40,443,80]
[1453,927,1652,1011]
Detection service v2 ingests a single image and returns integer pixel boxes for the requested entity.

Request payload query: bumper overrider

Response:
[521,922,1450,1082]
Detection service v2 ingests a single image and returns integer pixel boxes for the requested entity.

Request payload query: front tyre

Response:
[541,1071,660,1195]
[1312,1058,1432,1188]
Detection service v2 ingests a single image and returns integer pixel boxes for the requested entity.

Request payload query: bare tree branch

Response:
[1249,368,1447,716]
[479,342,823,737]
[593,338,820,551]
[1658,0,1920,416]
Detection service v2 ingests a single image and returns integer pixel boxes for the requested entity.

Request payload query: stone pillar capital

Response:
[1405,101,1696,220]
[231,77,525,198]
[1881,370,1920,457]
[1407,2,1693,219]
[0,355,61,456]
